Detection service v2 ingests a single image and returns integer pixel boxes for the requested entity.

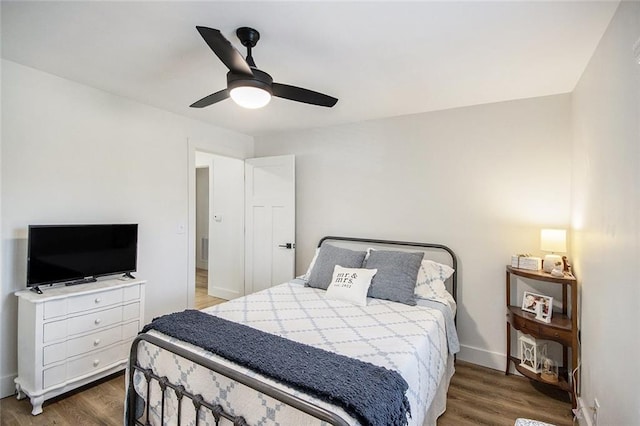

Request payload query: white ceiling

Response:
[1,1,618,137]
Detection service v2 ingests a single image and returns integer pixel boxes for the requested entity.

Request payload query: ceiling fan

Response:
[190,26,338,110]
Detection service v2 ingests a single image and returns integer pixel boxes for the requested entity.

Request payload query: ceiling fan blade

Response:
[190,89,229,108]
[196,26,253,76]
[272,83,338,107]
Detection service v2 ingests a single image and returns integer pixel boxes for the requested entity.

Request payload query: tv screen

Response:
[27,224,138,287]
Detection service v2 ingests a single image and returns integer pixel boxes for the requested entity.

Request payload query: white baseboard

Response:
[209,286,241,300]
[457,344,506,371]
[1,373,17,399]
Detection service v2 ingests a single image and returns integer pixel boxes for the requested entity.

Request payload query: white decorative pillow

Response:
[414,259,455,304]
[325,266,377,307]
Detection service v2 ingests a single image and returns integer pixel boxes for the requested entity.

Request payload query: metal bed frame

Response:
[126,236,457,426]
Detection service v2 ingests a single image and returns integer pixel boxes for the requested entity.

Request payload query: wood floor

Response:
[439,361,573,426]
[1,360,573,426]
[195,268,227,310]
[1,373,124,426]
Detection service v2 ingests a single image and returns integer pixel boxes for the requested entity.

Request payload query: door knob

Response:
[278,243,295,249]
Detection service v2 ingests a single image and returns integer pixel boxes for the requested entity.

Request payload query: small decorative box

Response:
[511,255,542,271]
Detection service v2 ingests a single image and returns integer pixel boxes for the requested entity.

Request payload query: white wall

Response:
[571,2,640,424]
[194,152,245,300]
[0,60,253,397]
[255,94,573,368]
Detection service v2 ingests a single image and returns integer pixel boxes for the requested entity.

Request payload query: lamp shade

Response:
[540,229,566,253]
[230,86,272,109]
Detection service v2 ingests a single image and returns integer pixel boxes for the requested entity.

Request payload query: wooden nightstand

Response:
[505,266,578,408]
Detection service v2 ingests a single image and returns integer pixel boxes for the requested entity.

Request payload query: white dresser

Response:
[14,278,146,415]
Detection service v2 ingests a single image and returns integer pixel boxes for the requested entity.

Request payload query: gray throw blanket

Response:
[142,310,411,426]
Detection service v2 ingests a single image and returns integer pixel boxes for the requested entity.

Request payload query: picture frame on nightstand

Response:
[522,291,553,322]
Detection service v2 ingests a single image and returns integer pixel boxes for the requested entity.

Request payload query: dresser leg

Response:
[15,383,26,400]
[30,395,44,415]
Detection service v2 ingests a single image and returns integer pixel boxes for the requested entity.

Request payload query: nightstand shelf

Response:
[507,355,572,392]
[505,265,578,408]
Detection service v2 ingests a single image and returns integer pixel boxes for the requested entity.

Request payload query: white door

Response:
[245,155,295,294]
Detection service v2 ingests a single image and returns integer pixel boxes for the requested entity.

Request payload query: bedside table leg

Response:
[505,323,511,375]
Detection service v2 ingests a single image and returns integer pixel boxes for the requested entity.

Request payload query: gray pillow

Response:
[364,250,425,305]
[307,244,367,290]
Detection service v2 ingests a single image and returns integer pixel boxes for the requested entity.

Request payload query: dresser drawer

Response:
[123,285,140,302]
[123,302,140,321]
[43,325,124,366]
[67,306,123,337]
[122,321,139,340]
[42,306,123,343]
[42,319,67,343]
[42,363,66,389]
[68,288,124,315]
[43,299,67,320]
[42,343,127,389]
[67,343,127,381]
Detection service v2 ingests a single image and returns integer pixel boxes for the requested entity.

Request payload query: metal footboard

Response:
[126,333,350,426]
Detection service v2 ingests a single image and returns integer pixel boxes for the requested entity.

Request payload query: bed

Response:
[126,236,459,426]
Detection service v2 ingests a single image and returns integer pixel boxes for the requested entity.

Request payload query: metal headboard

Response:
[317,236,458,306]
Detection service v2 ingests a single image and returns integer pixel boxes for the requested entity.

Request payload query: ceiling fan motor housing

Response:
[236,27,260,48]
[227,68,273,95]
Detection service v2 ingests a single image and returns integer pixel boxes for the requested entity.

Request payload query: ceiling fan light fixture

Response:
[230,86,271,109]
[191,26,338,109]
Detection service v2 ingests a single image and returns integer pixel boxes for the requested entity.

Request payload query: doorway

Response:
[187,141,296,309]
[194,165,223,309]
[193,151,245,309]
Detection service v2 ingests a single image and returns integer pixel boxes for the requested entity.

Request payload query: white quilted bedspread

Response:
[133,281,454,426]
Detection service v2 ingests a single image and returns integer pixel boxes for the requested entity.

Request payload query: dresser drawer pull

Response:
[95,297,101,304]
[94,318,102,325]
[554,332,560,337]
[93,339,101,346]
[93,359,100,367]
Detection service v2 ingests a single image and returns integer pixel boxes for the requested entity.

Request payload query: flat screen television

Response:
[27,224,138,291]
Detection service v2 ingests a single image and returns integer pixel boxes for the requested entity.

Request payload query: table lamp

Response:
[541,229,566,273]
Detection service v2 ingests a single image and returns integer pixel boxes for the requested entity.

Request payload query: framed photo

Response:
[522,291,553,320]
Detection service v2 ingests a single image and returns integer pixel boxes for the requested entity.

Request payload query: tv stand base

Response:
[64,277,97,287]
